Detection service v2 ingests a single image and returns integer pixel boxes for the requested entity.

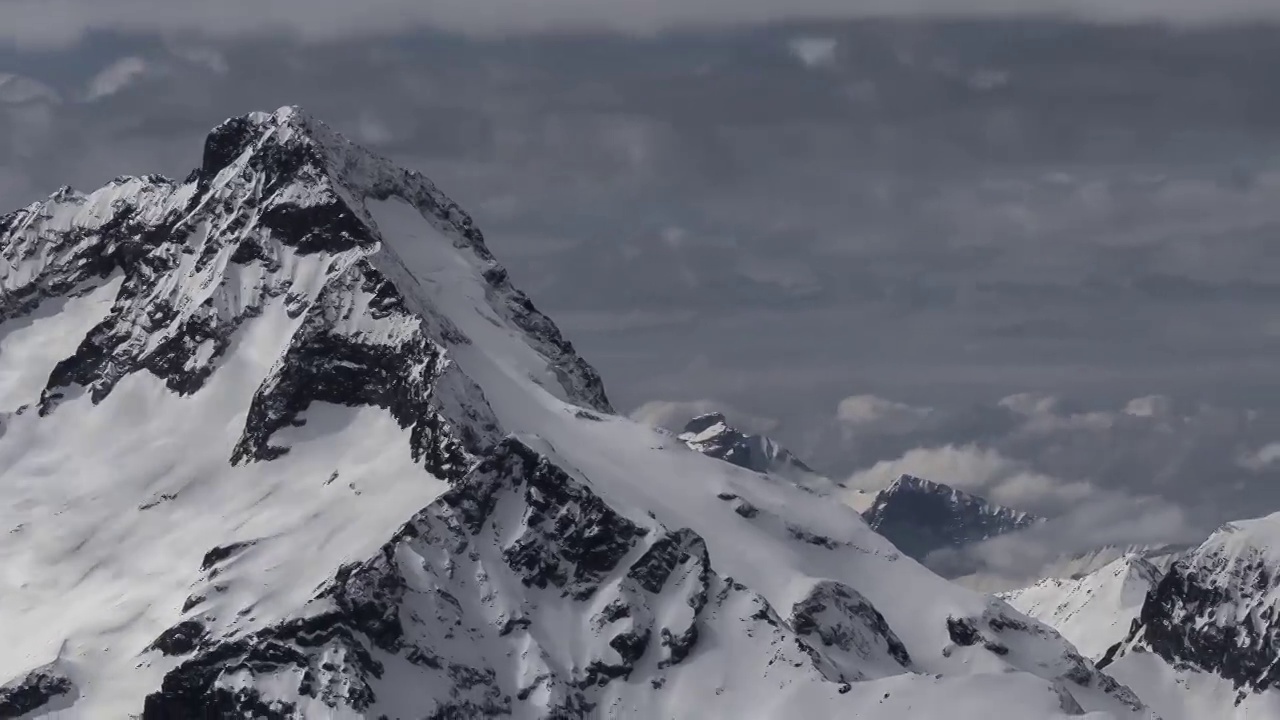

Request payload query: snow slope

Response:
[1001,555,1162,660]
[2,107,1151,719]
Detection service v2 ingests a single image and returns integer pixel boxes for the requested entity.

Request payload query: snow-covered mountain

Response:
[862,474,1041,564]
[1,107,1153,719]
[677,412,850,497]
[1001,555,1163,660]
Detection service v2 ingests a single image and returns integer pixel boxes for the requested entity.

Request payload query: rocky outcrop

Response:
[141,438,819,719]
[1107,517,1280,695]
[0,664,75,719]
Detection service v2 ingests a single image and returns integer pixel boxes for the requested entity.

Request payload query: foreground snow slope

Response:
[1,107,1150,718]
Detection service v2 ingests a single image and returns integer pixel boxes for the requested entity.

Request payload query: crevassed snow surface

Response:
[1,107,1152,719]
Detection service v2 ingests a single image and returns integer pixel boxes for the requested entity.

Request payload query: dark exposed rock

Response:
[150,620,208,656]
[0,666,74,719]
[201,541,256,571]
[1128,552,1280,693]
[786,524,843,550]
[863,474,1040,563]
[626,529,702,594]
[947,617,984,647]
[789,581,913,679]
[229,265,483,479]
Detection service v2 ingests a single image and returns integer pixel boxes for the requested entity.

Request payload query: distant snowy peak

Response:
[678,412,836,493]
[1002,554,1161,660]
[862,474,1041,563]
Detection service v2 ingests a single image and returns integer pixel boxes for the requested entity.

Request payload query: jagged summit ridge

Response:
[1,108,1154,719]
[862,473,1041,563]
[3,106,609,430]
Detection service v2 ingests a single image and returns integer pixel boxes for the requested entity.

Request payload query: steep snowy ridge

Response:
[1002,555,1162,660]
[863,473,1042,563]
[1,107,1152,719]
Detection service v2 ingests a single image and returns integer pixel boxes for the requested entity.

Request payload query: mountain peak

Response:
[681,411,728,436]
[863,473,1040,563]
[1,110,1153,719]
[677,411,837,494]
[887,473,943,493]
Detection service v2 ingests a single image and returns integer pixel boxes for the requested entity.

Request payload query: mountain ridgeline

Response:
[0,108,1154,719]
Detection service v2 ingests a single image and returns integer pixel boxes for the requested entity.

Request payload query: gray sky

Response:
[3,18,1280,581]
[0,0,1278,47]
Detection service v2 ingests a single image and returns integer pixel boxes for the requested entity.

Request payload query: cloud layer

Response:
[2,0,1279,48]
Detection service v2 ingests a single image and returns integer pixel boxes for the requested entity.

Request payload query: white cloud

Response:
[1239,442,1280,472]
[997,392,1062,417]
[835,394,932,428]
[845,443,1095,515]
[85,57,149,101]
[788,37,838,68]
[0,73,61,105]
[932,494,1196,587]
[1123,394,1174,418]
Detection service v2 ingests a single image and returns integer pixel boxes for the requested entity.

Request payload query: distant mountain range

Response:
[677,414,1041,563]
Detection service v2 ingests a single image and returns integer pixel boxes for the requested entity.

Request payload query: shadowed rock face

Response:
[140,439,813,719]
[862,474,1040,562]
[0,665,75,719]
[1106,518,1280,696]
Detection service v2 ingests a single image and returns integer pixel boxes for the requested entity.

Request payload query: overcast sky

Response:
[1,0,1278,47]
[3,11,1280,584]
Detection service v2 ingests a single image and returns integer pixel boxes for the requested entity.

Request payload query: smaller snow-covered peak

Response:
[1002,553,1161,660]
[681,411,728,436]
[677,411,841,494]
[863,473,1040,564]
